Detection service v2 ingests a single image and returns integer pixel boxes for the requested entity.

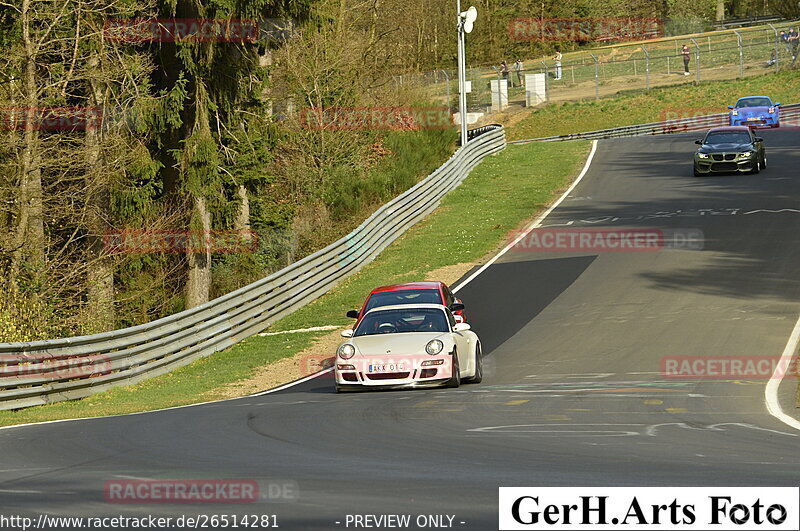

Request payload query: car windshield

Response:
[704,132,751,144]
[354,308,449,336]
[364,289,441,311]
[735,97,771,108]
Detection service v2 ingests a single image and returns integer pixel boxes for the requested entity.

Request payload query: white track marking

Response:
[468,423,644,437]
[764,314,800,431]
[645,422,797,438]
[744,208,800,215]
[525,373,615,379]
[468,422,797,438]
[452,139,598,293]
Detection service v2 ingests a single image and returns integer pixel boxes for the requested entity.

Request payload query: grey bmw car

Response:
[693,126,766,176]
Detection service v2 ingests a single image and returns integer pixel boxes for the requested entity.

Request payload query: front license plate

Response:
[368,363,404,373]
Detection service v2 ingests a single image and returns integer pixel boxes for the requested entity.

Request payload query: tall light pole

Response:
[456,2,477,146]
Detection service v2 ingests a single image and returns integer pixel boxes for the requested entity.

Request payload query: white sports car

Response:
[334,304,483,391]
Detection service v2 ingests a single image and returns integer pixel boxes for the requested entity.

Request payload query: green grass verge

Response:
[0,331,324,427]
[0,140,589,427]
[508,70,800,141]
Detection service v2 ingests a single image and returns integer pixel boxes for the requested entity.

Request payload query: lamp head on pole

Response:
[459,6,478,33]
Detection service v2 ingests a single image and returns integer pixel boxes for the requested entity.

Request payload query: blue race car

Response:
[728,96,781,128]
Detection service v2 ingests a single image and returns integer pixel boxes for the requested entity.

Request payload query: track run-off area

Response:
[2,131,800,529]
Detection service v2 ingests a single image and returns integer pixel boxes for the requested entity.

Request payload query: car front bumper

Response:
[335,354,454,388]
[730,115,779,128]
[694,158,757,174]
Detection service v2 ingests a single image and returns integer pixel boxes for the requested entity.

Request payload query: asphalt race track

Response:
[3,131,800,529]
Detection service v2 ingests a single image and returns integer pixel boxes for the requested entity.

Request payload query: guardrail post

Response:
[733,30,744,77]
[690,38,700,83]
[642,46,650,91]
[590,54,599,100]
[768,23,780,72]
[441,69,452,114]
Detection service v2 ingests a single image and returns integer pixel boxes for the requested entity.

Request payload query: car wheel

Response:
[446,350,461,388]
[464,342,483,384]
[761,154,767,169]
[750,159,760,174]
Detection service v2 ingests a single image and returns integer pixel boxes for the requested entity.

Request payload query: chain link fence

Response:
[412,20,800,118]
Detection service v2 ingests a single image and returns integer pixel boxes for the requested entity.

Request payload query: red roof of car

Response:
[369,281,444,294]
[707,126,751,132]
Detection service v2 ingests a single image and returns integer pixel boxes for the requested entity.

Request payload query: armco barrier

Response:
[0,125,505,410]
[509,103,800,143]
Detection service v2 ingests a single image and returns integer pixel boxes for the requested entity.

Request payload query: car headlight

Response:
[425,339,444,355]
[768,107,775,113]
[739,151,754,158]
[731,109,738,116]
[338,344,355,359]
[697,153,710,159]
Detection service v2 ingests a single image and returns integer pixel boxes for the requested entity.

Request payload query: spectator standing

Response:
[514,59,524,87]
[681,44,691,76]
[788,28,799,61]
[780,31,790,55]
[500,61,509,84]
[553,49,562,80]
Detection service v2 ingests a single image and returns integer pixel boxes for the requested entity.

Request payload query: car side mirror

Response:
[754,137,764,142]
[341,329,354,338]
[449,303,465,312]
[727,105,734,109]
[694,139,703,145]
[346,310,359,319]
[453,323,471,332]
[775,102,782,106]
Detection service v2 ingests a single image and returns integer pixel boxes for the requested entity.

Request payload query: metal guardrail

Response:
[466,124,503,142]
[509,103,800,143]
[714,15,784,29]
[0,125,506,410]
